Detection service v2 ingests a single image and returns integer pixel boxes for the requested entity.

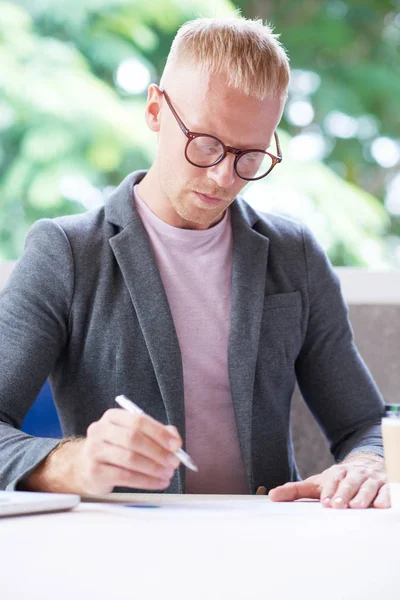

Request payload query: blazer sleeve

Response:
[295,225,385,463]
[0,219,74,490]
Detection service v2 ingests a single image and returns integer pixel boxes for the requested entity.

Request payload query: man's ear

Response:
[144,84,163,133]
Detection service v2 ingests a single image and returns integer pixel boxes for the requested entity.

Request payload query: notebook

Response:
[0,491,80,517]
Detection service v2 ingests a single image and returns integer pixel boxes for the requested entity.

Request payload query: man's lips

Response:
[194,191,225,205]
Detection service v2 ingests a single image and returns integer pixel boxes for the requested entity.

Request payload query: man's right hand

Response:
[22,408,182,495]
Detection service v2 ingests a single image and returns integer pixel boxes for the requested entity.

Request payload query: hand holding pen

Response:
[55,394,197,496]
[115,396,198,472]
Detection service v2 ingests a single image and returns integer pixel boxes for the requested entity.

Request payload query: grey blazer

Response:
[0,170,384,492]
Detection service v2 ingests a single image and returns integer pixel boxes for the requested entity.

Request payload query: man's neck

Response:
[136,166,224,231]
[136,166,185,228]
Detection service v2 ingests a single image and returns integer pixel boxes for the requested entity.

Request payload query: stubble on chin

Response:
[160,167,233,227]
[171,191,228,228]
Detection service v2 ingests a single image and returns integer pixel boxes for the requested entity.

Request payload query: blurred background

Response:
[1,0,399,267]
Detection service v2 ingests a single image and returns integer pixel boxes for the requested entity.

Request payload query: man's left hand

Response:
[268,460,390,509]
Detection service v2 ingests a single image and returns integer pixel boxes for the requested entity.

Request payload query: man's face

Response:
[148,66,285,229]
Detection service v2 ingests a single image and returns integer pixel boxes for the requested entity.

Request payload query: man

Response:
[0,17,389,508]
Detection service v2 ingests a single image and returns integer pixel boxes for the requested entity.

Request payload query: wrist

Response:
[21,437,85,493]
[341,451,385,470]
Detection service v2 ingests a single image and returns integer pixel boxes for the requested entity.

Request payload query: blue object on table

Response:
[21,380,62,438]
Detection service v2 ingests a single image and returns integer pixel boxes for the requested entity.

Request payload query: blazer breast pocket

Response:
[263,290,302,311]
[259,290,303,371]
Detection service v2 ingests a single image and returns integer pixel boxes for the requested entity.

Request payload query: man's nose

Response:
[207,154,236,189]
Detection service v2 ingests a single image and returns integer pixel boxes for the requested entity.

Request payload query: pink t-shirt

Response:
[134,187,248,494]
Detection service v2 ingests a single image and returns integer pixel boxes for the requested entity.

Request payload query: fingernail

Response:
[169,438,180,451]
[322,497,331,506]
[163,468,174,478]
[333,497,345,507]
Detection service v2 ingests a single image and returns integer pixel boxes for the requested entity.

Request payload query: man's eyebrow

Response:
[187,117,272,150]
[197,128,271,150]
[237,140,272,151]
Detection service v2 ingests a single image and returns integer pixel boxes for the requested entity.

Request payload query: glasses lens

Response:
[186,136,224,167]
[236,151,273,180]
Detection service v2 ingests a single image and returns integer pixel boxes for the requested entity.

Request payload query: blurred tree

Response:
[0,0,233,258]
[238,0,400,265]
[0,0,397,266]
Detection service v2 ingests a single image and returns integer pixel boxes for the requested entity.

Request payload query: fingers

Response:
[165,425,180,440]
[98,443,177,480]
[347,477,382,509]
[92,420,180,470]
[320,465,347,508]
[80,408,183,495]
[269,476,321,502]
[106,409,182,452]
[269,464,389,510]
[83,460,173,496]
[372,483,391,509]
[320,465,387,509]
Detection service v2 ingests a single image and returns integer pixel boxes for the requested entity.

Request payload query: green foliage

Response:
[0,0,398,266]
[244,132,389,267]
[238,0,400,265]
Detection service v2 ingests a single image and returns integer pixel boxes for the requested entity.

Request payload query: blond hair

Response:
[161,17,290,100]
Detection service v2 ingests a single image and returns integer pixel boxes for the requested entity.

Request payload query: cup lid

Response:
[384,404,400,416]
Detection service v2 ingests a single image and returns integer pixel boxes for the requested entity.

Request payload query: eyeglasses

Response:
[160,89,282,181]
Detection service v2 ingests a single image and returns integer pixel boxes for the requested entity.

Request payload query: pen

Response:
[115,395,198,472]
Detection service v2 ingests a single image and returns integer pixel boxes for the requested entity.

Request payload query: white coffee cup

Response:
[382,404,400,510]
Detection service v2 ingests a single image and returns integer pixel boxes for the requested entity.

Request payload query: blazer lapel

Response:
[105,174,269,494]
[106,172,185,491]
[229,201,269,492]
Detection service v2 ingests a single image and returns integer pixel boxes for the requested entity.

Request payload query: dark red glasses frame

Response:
[160,88,282,181]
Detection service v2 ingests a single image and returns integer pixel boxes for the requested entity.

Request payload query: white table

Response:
[1,494,399,600]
